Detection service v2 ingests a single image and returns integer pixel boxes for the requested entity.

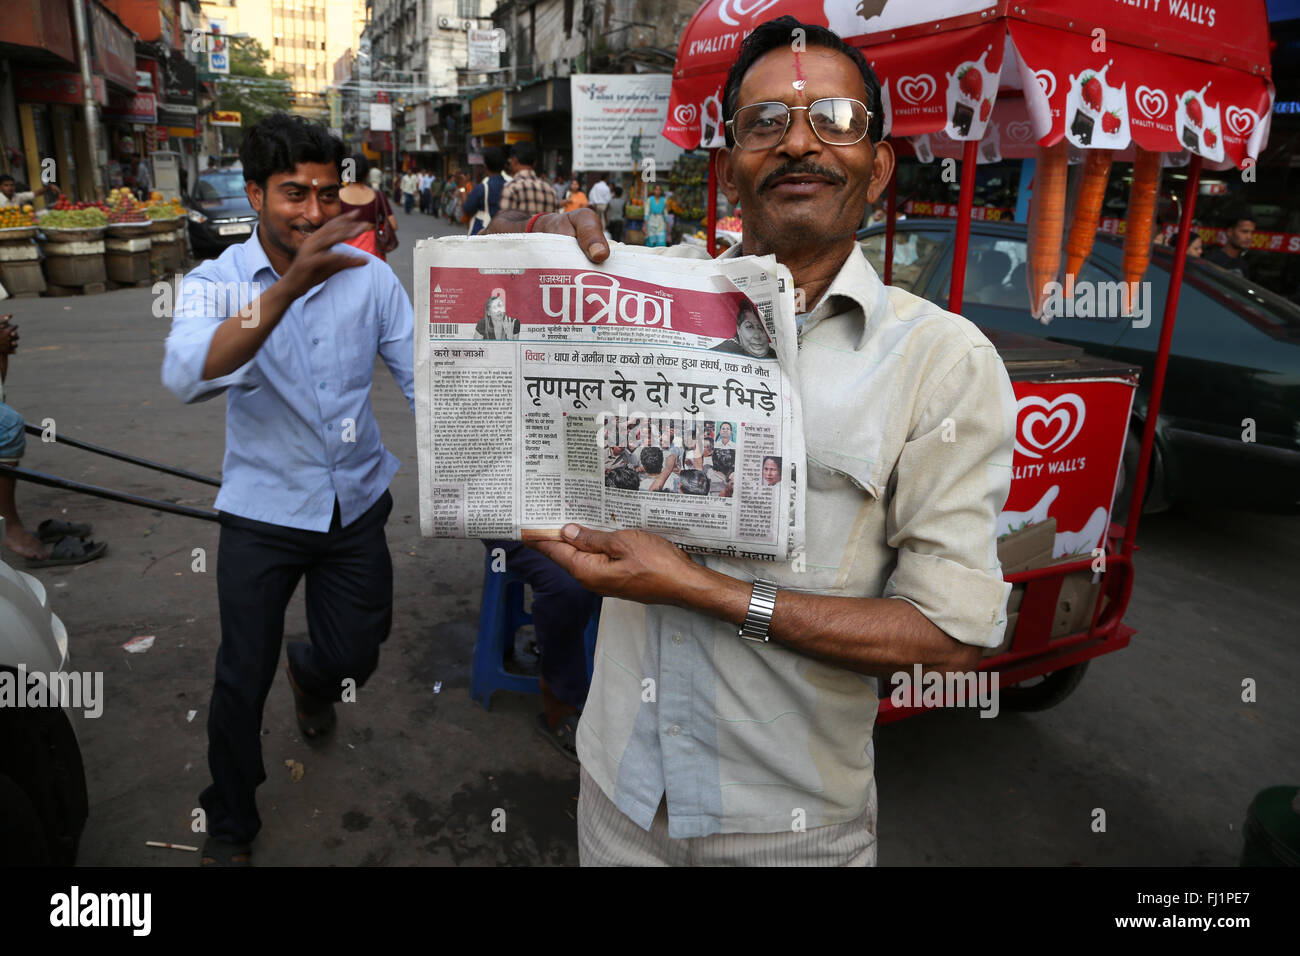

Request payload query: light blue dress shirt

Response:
[162,232,415,532]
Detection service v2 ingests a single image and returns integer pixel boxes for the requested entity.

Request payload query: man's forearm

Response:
[201,281,298,380]
[678,565,981,679]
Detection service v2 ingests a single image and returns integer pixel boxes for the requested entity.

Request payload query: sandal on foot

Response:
[286,660,336,740]
[535,712,580,764]
[37,518,93,543]
[200,837,251,867]
[26,536,107,568]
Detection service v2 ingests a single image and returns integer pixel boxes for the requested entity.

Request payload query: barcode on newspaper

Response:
[431,323,459,336]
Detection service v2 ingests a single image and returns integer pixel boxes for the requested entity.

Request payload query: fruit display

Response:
[0,204,37,228]
[716,215,742,233]
[105,187,148,223]
[41,207,109,227]
[145,196,185,219]
[51,195,111,214]
[666,152,710,222]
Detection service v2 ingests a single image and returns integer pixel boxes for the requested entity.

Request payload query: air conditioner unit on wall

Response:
[438,15,452,28]
[461,20,473,31]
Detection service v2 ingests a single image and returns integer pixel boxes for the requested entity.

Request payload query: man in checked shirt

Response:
[490,17,1017,866]
[499,141,561,216]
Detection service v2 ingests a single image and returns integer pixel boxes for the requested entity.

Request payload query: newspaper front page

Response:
[413,234,805,562]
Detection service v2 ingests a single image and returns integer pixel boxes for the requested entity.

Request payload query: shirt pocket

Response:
[335,316,380,390]
[801,448,884,593]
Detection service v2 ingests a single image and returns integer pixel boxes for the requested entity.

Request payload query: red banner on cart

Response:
[999,376,1137,560]
[1008,20,1272,168]
[665,1,1274,168]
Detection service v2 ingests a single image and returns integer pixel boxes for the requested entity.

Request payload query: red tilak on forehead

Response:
[793,51,805,97]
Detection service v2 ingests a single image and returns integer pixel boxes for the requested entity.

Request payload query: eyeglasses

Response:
[726,98,873,151]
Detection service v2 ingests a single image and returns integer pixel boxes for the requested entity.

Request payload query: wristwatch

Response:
[738,579,779,643]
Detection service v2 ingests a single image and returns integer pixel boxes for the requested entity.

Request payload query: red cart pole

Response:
[947,139,979,313]
[883,168,897,285]
[1121,153,1202,558]
[707,148,719,257]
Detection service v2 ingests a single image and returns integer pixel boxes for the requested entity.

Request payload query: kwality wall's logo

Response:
[895,73,937,106]
[1014,393,1086,460]
[673,103,698,126]
[1034,69,1056,100]
[1225,105,1258,136]
[1135,85,1170,120]
[717,0,780,26]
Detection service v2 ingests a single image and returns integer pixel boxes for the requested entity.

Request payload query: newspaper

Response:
[412,234,806,562]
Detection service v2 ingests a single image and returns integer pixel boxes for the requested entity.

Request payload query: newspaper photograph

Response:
[412,234,805,561]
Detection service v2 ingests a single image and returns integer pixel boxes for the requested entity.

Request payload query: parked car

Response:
[187,169,257,257]
[0,519,88,864]
[858,219,1300,514]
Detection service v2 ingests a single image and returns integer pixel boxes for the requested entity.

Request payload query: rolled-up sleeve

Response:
[161,270,256,404]
[884,342,1017,648]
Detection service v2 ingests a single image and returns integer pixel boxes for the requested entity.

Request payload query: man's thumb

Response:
[562,523,611,554]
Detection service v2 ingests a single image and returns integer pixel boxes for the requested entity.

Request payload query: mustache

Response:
[760,162,847,192]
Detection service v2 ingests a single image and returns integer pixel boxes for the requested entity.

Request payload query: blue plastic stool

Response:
[470,551,601,711]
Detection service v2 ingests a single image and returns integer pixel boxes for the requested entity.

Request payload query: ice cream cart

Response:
[661,0,1275,716]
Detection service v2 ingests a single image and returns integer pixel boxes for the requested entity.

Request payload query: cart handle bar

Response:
[0,464,220,523]
[24,422,221,488]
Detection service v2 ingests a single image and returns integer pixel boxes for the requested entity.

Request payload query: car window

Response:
[196,172,247,201]
[858,229,948,293]
[936,234,1120,318]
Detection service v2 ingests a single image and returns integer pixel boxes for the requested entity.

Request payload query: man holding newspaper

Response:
[487,17,1016,865]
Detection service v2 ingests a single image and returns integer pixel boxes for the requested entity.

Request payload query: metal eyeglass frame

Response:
[725,98,874,150]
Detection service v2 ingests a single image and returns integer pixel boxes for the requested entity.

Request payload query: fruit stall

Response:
[661,0,1275,716]
[27,189,187,294]
[0,203,43,297]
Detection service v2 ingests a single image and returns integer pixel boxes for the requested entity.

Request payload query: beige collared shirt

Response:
[577,241,1017,838]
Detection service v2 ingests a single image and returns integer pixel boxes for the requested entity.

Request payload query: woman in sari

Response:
[645,184,668,247]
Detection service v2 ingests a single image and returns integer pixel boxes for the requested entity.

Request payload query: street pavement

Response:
[3,204,1296,866]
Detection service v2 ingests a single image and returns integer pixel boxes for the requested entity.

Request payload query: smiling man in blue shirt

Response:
[162,113,414,866]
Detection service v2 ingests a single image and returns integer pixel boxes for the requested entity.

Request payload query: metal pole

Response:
[23,424,221,487]
[0,465,220,523]
[883,168,897,285]
[947,139,979,313]
[1121,154,1201,557]
[706,149,718,257]
[70,0,105,199]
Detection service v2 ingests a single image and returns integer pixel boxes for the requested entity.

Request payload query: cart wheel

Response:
[1000,662,1090,712]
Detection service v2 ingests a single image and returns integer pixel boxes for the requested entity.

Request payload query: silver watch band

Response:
[738,579,779,643]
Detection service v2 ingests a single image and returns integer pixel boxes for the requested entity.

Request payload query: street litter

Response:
[145,841,197,852]
[285,759,305,782]
[123,635,155,653]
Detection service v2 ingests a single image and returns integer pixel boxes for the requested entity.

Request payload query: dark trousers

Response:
[483,539,596,711]
[201,491,394,844]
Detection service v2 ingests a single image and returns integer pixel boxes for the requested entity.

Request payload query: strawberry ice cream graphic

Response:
[944,47,996,140]
[1081,74,1103,112]
[1064,60,1129,150]
[1175,83,1223,162]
